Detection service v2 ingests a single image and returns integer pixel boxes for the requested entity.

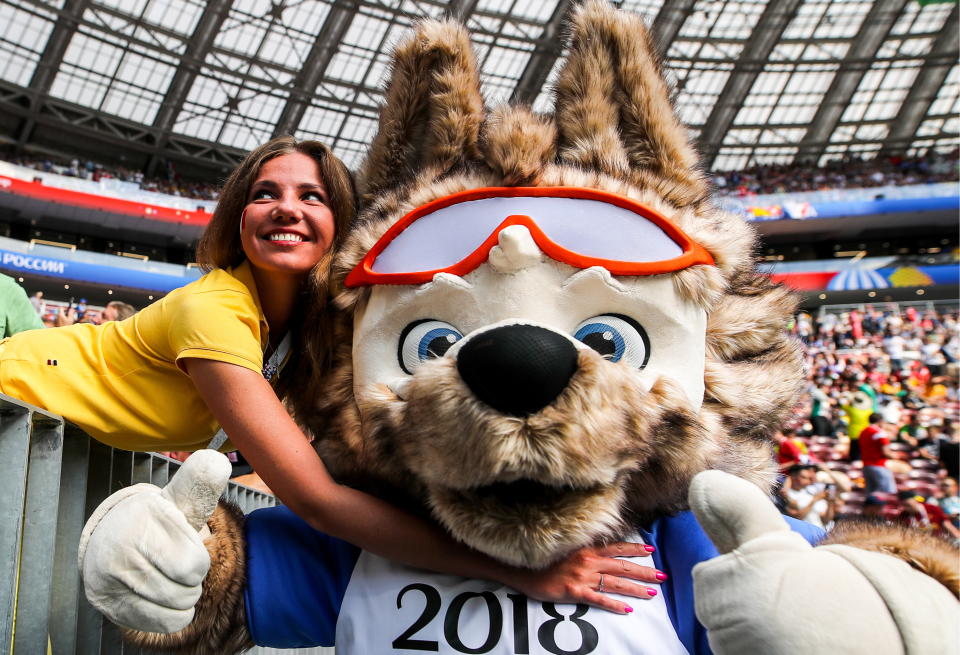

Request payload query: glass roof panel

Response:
[0,0,57,86]
[0,0,955,173]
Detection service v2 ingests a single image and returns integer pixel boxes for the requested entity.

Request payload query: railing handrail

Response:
[0,393,331,654]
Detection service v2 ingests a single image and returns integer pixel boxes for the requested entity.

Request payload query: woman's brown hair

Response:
[196,136,357,417]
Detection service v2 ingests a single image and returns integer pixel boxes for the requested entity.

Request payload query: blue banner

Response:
[0,248,200,292]
[813,195,958,219]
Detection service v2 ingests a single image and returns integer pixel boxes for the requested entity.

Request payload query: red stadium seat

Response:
[908,470,939,482]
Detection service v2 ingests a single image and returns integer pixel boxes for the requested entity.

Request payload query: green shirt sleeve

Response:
[0,275,44,337]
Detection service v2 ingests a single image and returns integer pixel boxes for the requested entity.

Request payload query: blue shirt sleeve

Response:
[640,510,824,655]
[244,505,361,648]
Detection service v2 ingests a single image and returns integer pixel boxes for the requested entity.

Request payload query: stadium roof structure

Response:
[0,0,956,178]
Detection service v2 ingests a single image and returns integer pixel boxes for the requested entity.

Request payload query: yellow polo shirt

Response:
[0,261,268,451]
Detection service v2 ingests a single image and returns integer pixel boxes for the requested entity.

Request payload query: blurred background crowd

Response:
[777,304,959,541]
[713,149,959,197]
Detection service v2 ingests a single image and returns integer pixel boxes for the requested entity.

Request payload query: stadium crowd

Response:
[0,151,220,200]
[713,149,959,197]
[4,149,958,204]
[779,304,960,541]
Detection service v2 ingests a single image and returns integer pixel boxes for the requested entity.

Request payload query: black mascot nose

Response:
[456,324,578,417]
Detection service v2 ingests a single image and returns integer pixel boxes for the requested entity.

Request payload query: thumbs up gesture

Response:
[688,470,959,655]
[78,450,232,634]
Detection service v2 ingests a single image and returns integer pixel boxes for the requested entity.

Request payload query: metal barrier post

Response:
[0,399,31,653]
[49,427,90,655]
[13,410,65,653]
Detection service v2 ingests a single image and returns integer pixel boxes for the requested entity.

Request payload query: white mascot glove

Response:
[77,450,232,634]
[689,470,959,655]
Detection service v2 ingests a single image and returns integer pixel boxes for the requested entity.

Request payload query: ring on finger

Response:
[597,573,605,592]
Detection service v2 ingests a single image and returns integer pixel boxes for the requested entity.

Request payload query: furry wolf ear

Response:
[358,19,485,205]
[554,1,708,207]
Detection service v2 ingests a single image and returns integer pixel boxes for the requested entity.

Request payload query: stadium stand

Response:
[783,303,959,536]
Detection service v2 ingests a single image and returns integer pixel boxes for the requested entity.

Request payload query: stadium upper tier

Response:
[1,158,957,242]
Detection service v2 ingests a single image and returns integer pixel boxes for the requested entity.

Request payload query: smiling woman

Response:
[0,137,354,450]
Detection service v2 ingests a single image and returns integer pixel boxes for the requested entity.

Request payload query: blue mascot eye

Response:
[398,319,464,374]
[573,314,650,369]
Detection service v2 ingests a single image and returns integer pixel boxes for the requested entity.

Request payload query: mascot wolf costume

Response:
[78,2,958,653]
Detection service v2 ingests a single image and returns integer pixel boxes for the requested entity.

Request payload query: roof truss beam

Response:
[509,0,574,105]
[272,2,359,137]
[884,3,959,154]
[17,0,93,144]
[697,0,804,168]
[797,0,909,163]
[649,0,696,54]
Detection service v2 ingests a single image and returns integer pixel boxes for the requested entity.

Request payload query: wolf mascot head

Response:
[303,0,802,568]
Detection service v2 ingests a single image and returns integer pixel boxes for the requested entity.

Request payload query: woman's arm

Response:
[184,358,661,613]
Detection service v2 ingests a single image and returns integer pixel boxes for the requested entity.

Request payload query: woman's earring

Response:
[239,209,246,235]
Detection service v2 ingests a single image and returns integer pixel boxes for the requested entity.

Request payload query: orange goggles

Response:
[345,187,714,288]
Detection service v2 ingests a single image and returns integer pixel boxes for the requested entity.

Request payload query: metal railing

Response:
[0,394,332,654]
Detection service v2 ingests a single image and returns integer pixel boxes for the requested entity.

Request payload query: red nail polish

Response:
[647,589,658,597]
[655,571,668,581]
[644,545,656,553]
[625,606,634,613]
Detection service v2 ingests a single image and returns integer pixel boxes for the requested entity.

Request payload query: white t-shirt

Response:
[883,335,905,359]
[786,484,827,529]
[337,541,689,655]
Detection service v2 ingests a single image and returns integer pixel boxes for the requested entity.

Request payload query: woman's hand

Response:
[509,542,664,614]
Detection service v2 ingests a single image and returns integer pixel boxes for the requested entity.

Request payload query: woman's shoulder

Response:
[163,265,256,305]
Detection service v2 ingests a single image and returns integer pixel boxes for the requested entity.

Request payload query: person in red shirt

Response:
[895,490,960,539]
[859,413,896,495]
[775,427,809,472]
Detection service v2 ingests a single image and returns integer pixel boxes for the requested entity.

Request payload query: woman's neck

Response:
[250,267,304,343]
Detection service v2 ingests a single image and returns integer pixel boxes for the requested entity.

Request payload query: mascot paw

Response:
[78,450,231,634]
[689,470,959,655]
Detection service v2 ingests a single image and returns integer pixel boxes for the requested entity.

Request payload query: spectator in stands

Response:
[932,477,960,529]
[100,301,136,322]
[841,385,873,461]
[860,494,888,521]
[0,136,644,610]
[808,379,834,436]
[883,329,906,374]
[0,274,43,337]
[896,412,923,448]
[916,422,945,462]
[774,426,808,472]
[894,490,960,539]
[29,291,45,316]
[860,413,897,495]
[781,463,835,529]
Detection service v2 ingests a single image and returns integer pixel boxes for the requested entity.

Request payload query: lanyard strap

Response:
[207,332,291,451]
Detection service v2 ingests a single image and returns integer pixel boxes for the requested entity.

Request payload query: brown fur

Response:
[554,2,708,208]
[357,18,485,206]
[122,503,252,654]
[308,1,808,568]
[482,106,556,186]
[292,0,816,571]
[822,520,960,597]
